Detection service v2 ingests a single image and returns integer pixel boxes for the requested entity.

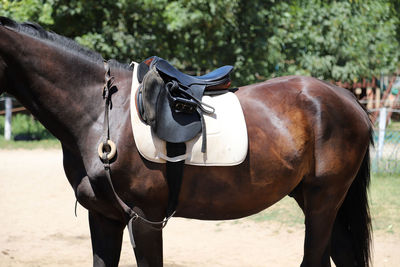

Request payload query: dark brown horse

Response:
[0,17,372,267]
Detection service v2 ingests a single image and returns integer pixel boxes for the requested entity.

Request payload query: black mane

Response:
[0,16,130,69]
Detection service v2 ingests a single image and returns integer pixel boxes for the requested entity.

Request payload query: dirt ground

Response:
[0,149,399,267]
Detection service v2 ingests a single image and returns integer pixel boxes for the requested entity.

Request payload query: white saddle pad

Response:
[130,62,248,166]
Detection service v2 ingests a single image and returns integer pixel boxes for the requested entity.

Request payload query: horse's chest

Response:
[74,175,122,220]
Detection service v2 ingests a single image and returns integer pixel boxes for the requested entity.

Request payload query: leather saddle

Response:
[134,57,234,217]
[137,56,234,152]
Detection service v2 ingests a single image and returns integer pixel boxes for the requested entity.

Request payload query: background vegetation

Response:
[0,114,54,140]
[1,0,399,86]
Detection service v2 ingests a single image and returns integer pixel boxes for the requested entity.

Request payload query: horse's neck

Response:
[1,26,134,152]
[8,48,108,148]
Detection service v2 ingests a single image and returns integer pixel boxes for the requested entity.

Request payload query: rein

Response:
[97,60,175,248]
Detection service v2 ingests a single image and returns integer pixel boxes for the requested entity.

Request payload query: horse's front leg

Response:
[89,211,125,267]
[131,209,164,267]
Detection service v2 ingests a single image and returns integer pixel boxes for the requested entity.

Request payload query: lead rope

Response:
[98,61,175,249]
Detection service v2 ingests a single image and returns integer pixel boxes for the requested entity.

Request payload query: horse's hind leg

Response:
[89,211,125,267]
[291,174,351,267]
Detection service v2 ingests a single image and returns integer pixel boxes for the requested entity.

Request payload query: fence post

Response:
[377,107,387,159]
[4,97,12,140]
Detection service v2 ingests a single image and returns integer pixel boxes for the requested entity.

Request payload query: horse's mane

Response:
[0,16,130,69]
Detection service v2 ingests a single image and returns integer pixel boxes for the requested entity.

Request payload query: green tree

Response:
[265,0,399,82]
[1,0,399,86]
[0,0,53,24]
[388,0,400,43]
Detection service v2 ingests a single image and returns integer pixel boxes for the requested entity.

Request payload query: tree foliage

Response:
[1,0,399,86]
[266,0,399,82]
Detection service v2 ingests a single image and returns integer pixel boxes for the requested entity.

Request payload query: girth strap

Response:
[165,142,186,217]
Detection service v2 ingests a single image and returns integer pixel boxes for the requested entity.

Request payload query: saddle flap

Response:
[141,65,202,143]
[154,81,202,143]
[141,67,164,128]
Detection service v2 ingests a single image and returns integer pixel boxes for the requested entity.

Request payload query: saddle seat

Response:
[154,58,233,89]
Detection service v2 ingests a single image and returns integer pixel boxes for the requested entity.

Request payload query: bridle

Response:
[96,60,175,248]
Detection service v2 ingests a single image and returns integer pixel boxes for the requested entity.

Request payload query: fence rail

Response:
[371,133,400,174]
[371,107,400,174]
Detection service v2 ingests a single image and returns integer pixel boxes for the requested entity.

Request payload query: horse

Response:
[0,17,373,267]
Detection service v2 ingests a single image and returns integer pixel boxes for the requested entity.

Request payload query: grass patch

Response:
[370,173,400,234]
[249,173,400,236]
[0,137,61,149]
[249,196,303,227]
[386,121,400,130]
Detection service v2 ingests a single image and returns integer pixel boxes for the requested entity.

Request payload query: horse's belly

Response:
[175,156,307,220]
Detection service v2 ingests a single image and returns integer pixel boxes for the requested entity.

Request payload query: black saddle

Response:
[135,56,234,217]
[137,56,234,150]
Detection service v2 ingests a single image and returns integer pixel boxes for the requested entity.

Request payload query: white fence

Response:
[0,96,13,140]
[370,107,400,173]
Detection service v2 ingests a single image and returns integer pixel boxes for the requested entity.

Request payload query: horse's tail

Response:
[333,130,373,266]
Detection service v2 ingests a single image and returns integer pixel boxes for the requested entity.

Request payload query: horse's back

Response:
[238,75,370,142]
[237,75,371,179]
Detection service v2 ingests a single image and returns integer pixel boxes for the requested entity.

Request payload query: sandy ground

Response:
[0,149,399,267]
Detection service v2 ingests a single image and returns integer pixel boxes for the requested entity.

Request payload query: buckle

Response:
[172,98,197,113]
[166,81,198,114]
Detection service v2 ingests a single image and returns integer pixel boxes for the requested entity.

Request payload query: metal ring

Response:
[98,140,117,160]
